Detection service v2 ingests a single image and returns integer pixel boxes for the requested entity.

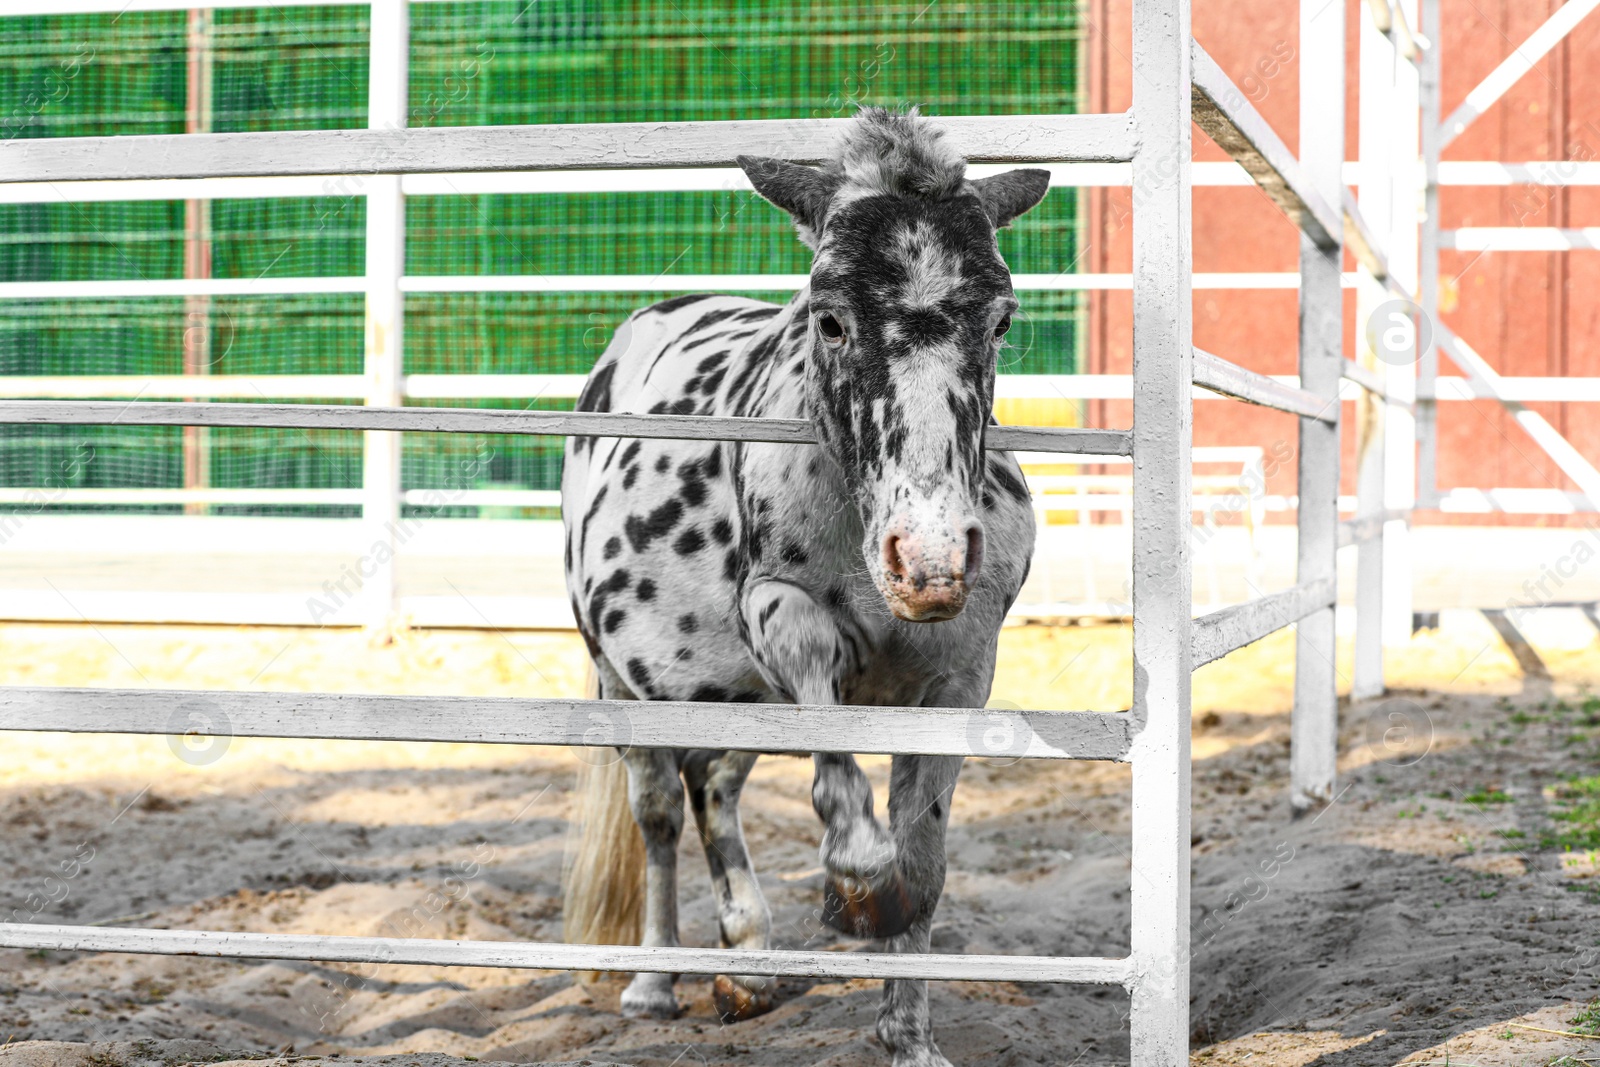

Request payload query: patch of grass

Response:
[1496,828,1528,839]
[1541,777,1600,852]
[1571,998,1600,1037]
[1511,710,1541,726]
[1463,788,1514,805]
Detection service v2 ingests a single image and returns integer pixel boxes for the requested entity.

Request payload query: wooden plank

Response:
[1191,578,1337,668]
[0,400,1133,457]
[1192,349,1334,421]
[1189,41,1342,250]
[0,924,1132,986]
[0,115,1139,184]
[0,687,1133,762]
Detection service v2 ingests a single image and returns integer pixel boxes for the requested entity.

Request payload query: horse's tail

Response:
[561,663,645,980]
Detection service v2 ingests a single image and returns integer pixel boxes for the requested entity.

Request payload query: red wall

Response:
[1081,0,1600,525]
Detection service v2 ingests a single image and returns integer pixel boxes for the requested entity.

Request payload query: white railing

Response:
[0,0,1503,1062]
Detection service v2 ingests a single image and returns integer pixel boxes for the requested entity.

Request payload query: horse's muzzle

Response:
[879,520,984,622]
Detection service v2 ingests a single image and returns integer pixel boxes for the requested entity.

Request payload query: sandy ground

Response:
[0,615,1596,1067]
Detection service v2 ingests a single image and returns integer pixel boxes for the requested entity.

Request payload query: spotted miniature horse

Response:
[560,107,1048,1067]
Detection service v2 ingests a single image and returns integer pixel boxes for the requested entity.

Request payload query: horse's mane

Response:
[826,106,968,201]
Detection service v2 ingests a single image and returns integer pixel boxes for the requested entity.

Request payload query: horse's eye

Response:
[817,312,846,343]
[993,315,1012,341]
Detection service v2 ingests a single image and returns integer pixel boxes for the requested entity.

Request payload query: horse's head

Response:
[738,108,1049,622]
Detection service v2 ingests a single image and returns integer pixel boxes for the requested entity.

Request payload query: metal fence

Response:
[0,0,1429,1063]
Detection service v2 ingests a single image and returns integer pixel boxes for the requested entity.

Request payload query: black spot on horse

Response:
[689,684,729,702]
[636,578,658,601]
[624,498,684,553]
[677,613,699,634]
[696,349,729,372]
[674,647,694,662]
[578,485,608,553]
[655,454,671,473]
[623,467,640,490]
[711,518,734,544]
[685,307,741,335]
[651,293,718,315]
[619,440,642,467]
[626,658,654,694]
[575,358,616,413]
[673,527,706,555]
[603,536,622,561]
[780,541,809,566]
[604,609,626,634]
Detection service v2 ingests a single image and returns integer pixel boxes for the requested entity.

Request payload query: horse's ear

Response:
[737,155,838,248]
[972,168,1052,229]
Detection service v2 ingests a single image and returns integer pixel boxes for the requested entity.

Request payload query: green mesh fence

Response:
[0,1,1084,517]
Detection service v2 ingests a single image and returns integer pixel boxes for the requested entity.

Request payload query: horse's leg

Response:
[874,751,964,1067]
[741,579,912,939]
[619,745,687,1018]
[682,749,774,1022]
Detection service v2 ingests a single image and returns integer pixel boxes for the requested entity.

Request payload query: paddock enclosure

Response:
[1,1,1599,1065]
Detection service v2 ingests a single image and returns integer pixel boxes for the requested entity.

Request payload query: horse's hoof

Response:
[822,870,915,939]
[620,974,681,1019]
[714,973,775,1023]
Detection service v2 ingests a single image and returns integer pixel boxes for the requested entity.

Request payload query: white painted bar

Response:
[1192,348,1335,422]
[1129,0,1195,1061]
[0,273,1364,298]
[0,0,362,11]
[0,487,363,506]
[0,400,1133,456]
[360,0,408,627]
[9,161,1595,208]
[0,115,1140,185]
[1342,189,1392,283]
[0,686,1132,762]
[1339,510,1409,549]
[14,373,1595,404]
[1435,161,1600,186]
[1291,0,1345,813]
[0,376,367,399]
[0,924,1131,986]
[1352,3,1396,700]
[1388,0,1427,652]
[1442,228,1600,252]
[1435,487,1594,514]
[1434,325,1600,506]
[1191,577,1337,667]
[1438,0,1600,148]
[1189,40,1343,249]
[0,278,365,299]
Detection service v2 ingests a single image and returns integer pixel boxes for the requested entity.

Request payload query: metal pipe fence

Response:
[0,0,1451,1062]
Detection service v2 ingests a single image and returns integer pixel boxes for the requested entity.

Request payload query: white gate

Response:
[0,0,1413,1062]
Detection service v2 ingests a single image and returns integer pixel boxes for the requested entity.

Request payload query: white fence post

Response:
[1128,0,1192,1061]
[1291,0,1345,811]
[1417,0,1441,510]
[1352,0,1392,700]
[361,0,408,627]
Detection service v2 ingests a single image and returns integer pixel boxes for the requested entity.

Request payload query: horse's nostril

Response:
[964,524,985,585]
[882,534,908,579]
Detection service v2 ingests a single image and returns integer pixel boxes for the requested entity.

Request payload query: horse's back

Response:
[561,293,783,702]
